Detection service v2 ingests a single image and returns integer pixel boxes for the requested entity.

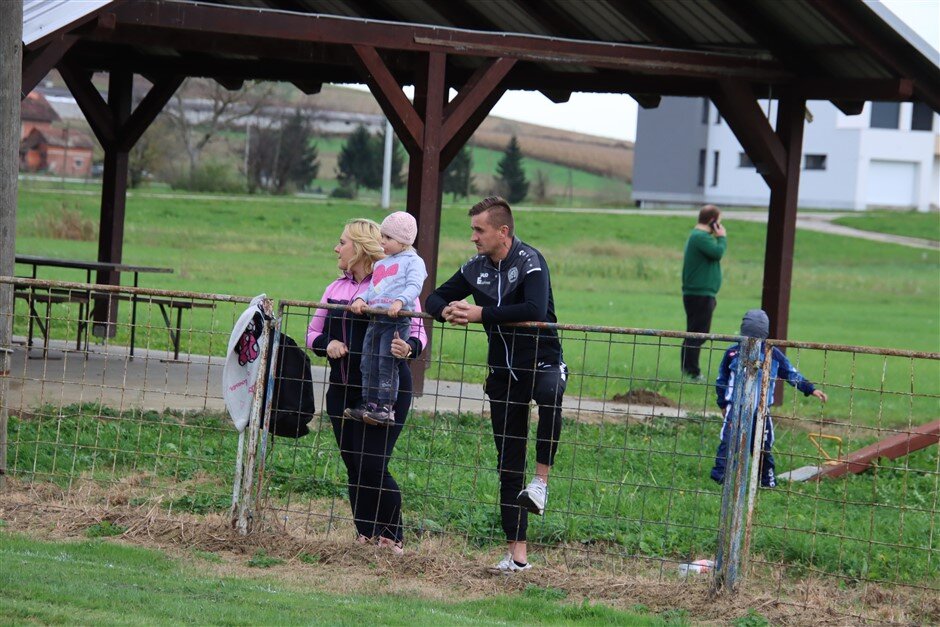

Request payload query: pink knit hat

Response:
[381,211,417,246]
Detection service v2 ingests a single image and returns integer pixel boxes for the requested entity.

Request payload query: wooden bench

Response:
[14,288,90,358]
[89,292,215,360]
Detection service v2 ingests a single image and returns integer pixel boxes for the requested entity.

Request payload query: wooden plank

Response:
[816,420,940,480]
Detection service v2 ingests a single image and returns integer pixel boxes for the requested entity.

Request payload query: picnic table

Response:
[13,255,207,359]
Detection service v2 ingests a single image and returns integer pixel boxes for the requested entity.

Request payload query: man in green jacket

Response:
[681,205,727,381]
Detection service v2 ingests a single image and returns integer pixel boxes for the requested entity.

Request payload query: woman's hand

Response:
[326,339,349,359]
[812,389,828,403]
[390,331,412,360]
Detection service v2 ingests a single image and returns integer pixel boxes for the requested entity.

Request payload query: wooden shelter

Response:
[15,0,940,350]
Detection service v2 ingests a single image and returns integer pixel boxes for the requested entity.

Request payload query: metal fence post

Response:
[713,336,762,593]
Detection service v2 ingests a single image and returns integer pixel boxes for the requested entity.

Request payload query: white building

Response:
[633,97,939,212]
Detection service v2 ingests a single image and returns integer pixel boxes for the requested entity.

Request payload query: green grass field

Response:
[0,533,668,625]
[832,210,940,242]
[7,405,937,588]
[13,183,939,425]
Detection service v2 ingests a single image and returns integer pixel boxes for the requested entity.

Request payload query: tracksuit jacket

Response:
[711,341,817,487]
[425,237,563,375]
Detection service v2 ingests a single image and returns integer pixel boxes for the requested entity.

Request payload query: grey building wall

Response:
[633,97,710,205]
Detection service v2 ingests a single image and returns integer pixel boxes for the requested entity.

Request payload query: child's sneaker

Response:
[492,552,532,573]
[517,477,548,515]
[343,402,373,422]
[363,404,395,426]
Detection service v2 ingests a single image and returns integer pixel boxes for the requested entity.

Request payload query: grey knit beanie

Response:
[740,309,770,339]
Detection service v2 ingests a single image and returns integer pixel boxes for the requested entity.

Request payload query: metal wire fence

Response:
[1,278,937,613]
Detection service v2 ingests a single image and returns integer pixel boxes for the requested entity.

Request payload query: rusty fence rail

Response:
[1,277,937,607]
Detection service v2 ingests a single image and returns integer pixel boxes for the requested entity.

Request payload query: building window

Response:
[870,102,900,129]
[702,98,710,124]
[804,154,827,170]
[711,151,720,186]
[697,149,706,186]
[74,158,84,168]
[911,102,934,131]
[715,109,722,125]
[738,152,755,168]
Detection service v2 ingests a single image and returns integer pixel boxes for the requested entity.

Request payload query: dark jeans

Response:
[681,295,716,377]
[710,409,776,488]
[486,362,568,542]
[326,364,412,543]
[361,315,410,406]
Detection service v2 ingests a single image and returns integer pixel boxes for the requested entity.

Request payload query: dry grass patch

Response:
[1,477,936,625]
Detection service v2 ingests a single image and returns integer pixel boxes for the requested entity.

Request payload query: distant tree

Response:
[336,125,375,191]
[248,110,319,194]
[496,134,528,203]
[277,110,319,192]
[128,117,177,188]
[336,125,405,191]
[163,78,276,178]
[532,169,550,203]
[444,146,474,201]
[387,138,406,189]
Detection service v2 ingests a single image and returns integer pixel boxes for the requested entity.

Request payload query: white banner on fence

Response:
[223,294,269,432]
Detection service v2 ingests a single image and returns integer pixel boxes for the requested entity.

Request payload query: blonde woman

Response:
[306,218,427,554]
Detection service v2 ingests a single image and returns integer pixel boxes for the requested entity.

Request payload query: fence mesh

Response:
[1,278,937,620]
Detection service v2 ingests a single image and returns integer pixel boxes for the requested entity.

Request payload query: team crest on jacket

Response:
[508,267,519,283]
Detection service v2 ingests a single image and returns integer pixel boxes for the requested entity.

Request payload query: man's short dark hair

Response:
[469,196,514,236]
[698,204,721,225]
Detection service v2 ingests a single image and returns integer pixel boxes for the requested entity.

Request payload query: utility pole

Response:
[0,0,24,486]
[381,119,393,209]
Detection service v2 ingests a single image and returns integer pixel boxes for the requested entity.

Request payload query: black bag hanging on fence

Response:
[267,334,315,438]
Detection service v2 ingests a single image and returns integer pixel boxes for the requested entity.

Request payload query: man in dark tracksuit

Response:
[426,196,566,573]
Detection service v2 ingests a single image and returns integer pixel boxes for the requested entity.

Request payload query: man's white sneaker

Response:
[494,552,532,573]
[517,477,548,515]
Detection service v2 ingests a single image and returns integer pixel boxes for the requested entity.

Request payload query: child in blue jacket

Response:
[347,212,427,426]
[710,309,827,488]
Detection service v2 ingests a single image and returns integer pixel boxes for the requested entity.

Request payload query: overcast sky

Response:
[485,0,940,141]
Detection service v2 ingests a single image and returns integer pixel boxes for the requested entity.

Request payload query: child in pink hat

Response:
[347,212,427,426]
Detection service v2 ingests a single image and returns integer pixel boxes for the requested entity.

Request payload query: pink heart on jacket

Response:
[373,263,399,286]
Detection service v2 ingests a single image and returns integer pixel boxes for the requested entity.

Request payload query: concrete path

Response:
[5,337,706,424]
[514,206,939,251]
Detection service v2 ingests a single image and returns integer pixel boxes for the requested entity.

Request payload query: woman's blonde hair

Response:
[342,218,384,275]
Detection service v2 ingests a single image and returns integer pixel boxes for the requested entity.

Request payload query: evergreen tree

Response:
[495,134,528,203]
[278,110,319,192]
[337,125,407,192]
[444,146,474,201]
[336,125,376,191]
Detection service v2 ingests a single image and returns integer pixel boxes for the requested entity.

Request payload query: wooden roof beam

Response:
[22,33,78,97]
[352,45,424,155]
[57,56,116,146]
[712,79,786,186]
[107,1,788,82]
[117,74,183,151]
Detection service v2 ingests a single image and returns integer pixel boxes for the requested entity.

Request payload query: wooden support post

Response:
[93,71,133,337]
[761,92,806,343]
[406,53,446,394]
[353,48,514,394]
[0,0,24,486]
